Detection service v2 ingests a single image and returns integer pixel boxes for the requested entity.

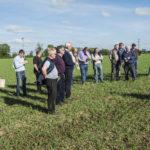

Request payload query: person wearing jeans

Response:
[92,48,104,83]
[78,47,91,84]
[13,49,28,96]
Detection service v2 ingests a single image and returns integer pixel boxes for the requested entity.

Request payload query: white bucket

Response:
[0,79,5,88]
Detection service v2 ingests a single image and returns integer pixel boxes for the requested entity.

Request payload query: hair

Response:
[56,45,64,53]
[93,48,101,57]
[36,50,41,55]
[19,49,25,54]
[132,43,136,47]
[83,47,88,51]
[47,48,56,56]
[119,43,124,47]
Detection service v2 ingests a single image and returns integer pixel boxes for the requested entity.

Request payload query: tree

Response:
[0,44,10,57]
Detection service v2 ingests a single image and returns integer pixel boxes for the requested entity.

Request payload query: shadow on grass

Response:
[122,93,150,100]
[2,96,48,113]
[7,84,47,95]
[73,73,111,84]
[0,88,46,103]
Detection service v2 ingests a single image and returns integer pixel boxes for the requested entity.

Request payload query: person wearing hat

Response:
[130,43,141,76]
[42,48,58,114]
[13,49,28,96]
[53,46,65,105]
[62,42,75,98]
[122,46,136,80]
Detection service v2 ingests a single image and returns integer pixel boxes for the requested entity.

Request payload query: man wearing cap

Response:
[13,49,28,96]
[53,46,65,104]
[62,42,75,98]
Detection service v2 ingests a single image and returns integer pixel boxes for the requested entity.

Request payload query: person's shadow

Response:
[2,96,47,113]
[122,93,150,100]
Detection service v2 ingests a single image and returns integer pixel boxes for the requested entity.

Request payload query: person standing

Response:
[130,43,141,76]
[122,46,136,81]
[109,44,119,80]
[92,48,104,83]
[33,50,43,92]
[78,47,91,84]
[42,48,58,114]
[116,43,125,80]
[13,49,28,96]
[53,46,65,105]
[62,42,75,98]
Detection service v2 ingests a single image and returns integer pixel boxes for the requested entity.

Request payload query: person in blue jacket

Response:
[122,46,136,81]
[116,42,125,80]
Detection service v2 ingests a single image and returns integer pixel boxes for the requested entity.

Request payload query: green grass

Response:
[0,54,150,150]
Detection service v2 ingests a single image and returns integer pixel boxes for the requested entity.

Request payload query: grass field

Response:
[0,54,150,150]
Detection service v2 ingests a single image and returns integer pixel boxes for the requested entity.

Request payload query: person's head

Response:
[36,50,42,57]
[125,45,131,52]
[93,48,99,54]
[119,43,124,49]
[47,48,56,59]
[131,43,136,49]
[65,42,72,50]
[57,45,65,55]
[83,47,88,52]
[18,49,25,58]
[114,44,119,50]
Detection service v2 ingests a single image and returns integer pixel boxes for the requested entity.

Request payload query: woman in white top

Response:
[92,48,104,83]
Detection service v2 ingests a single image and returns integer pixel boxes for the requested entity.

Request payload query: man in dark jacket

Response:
[62,42,74,98]
[53,46,65,104]
[122,46,136,80]
[33,50,43,92]
[116,42,125,80]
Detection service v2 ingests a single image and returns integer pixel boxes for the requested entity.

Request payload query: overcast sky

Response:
[0,0,150,52]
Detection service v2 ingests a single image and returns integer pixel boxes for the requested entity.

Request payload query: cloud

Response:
[101,11,111,17]
[135,7,150,16]
[50,0,74,7]
[6,25,33,33]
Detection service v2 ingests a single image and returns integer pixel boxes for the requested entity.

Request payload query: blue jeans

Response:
[134,60,138,76]
[16,71,27,96]
[94,63,103,82]
[148,67,150,76]
[80,64,88,83]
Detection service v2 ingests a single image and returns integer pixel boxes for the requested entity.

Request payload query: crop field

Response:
[0,54,150,149]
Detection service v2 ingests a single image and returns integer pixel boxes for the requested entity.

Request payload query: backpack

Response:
[37,57,55,85]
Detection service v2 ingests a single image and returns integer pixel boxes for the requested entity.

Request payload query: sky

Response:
[0,0,150,52]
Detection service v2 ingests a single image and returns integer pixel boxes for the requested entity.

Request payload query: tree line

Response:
[0,43,150,58]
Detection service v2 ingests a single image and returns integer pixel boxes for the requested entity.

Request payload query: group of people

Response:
[13,42,147,114]
[109,43,141,81]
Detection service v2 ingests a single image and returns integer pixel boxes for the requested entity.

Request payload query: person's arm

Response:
[42,61,49,79]
[13,57,27,69]
[78,52,86,62]
[34,64,39,72]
